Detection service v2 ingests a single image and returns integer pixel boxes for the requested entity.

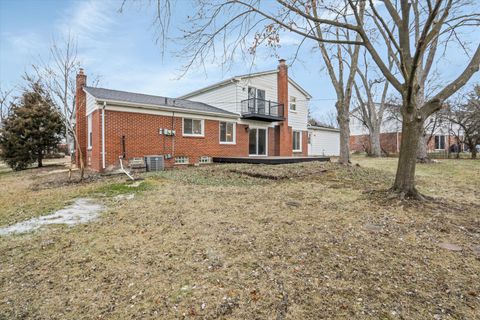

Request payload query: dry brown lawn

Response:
[0,156,479,319]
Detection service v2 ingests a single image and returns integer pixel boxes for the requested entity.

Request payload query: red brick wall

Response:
[91,110,250,170]
[87,110,102,170]
[268,127,279,156]
[349,135,370,153]
[75,71,87,166]
[380,133,400,154]
[277,60,293,156]
[350,133,400,154]
[349,132,462,155]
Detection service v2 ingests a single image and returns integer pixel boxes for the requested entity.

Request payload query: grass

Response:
[0,156,479,319]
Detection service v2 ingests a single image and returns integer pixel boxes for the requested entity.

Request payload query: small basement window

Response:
[175,156,189,164]
[199,156,212,164]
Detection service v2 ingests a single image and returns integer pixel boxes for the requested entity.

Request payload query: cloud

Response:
[56,0,116,45]
[1,31,42,54]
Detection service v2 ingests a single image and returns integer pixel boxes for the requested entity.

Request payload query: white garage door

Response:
[308,129,340,156]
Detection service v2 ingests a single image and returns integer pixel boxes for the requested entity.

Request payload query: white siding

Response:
[308,129,340,156]
[184,72,310,130]
[86,92,98,116]
[183,82,238,114]
[288,83,308,131]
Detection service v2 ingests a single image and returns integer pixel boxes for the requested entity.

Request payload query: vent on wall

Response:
[144,155,164,171]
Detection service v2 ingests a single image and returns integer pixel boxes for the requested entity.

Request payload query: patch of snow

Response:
[0,198,104,236]
[114,193,135,201]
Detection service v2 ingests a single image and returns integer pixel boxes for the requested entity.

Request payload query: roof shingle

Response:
[84,86,237,117]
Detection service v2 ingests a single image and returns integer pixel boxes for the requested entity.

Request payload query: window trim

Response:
[175,156,189,164]
[289,96,297,112]
[182,118,204,137]
[292,130,302,152]
[435,135,446,150]
[219,121,236,144]
[87,114,93,150]
[199,156,212,164]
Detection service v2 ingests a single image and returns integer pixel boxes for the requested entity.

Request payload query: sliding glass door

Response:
[249,128,267,156]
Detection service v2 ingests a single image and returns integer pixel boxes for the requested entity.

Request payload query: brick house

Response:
[75,60,313,171]
[349,106,463,155]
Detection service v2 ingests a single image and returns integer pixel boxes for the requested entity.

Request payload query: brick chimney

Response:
[75,68,87,166]
[277,59,292,156]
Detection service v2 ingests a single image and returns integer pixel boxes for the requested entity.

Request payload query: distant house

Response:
[74,60,340,171]
[349,106,463,154]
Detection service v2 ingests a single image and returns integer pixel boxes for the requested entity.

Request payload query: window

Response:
[199,156,212,164]
[175,156,189,164]
[183,118,204,136]
[247,87,266,114]
[219,122,236,144]
[289,96,297,111]
[435,135,445,150]
[292,131,302,152]
[87,114,92,149]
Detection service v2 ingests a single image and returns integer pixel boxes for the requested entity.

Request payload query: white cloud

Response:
[2,31,42,54]
[56,0,116,45]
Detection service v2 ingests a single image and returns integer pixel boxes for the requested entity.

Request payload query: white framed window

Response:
[247,87,266,113]
[87,114,93,149]
[175,156,189,164]
[292,130,302,152]
[435,135,445,150]
[219,121,236,144]
[183,118,204,137]
[289,96,297,111]
[199,156,212,164]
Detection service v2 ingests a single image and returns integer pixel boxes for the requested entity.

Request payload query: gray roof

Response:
[307,125,340,132]
[84,86,237,117]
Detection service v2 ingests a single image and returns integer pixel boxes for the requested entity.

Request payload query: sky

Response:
[1,0,479,119]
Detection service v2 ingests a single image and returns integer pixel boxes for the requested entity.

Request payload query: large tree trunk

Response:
[38,154,43,168]
[416,133,429,161]
[392,113,425,198]
[369,125,382,157]
[472,147,477,159]
[337,107,351,164]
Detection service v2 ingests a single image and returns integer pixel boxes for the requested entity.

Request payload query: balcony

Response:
[240,98,284,122]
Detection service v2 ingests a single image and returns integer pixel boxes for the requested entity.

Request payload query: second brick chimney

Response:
[75,68,87,166]
[277,59,292,156]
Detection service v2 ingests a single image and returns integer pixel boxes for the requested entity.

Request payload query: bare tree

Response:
[447,85,480,159]
[311,109,338,128]
[143,0,480,198]
[0,85,15,124]
[33,34,99,180]
[352,50,394,157]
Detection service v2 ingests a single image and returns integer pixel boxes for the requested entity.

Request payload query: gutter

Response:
[307,126,340,133]
[102,101,106,170]
[96,98,239,119]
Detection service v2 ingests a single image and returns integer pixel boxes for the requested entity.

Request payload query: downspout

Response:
[171,111,175,158]
[102,101,106,170]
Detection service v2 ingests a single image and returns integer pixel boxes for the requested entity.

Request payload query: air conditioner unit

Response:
[144,155,165,171]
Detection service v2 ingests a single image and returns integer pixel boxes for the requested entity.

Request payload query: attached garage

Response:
[307,125,340,156]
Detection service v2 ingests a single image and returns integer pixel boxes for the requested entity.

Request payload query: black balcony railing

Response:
[240,98,284,121]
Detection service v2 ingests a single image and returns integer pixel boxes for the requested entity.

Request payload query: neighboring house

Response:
[75,60,326,171]
[308,125,340,156]
[349,106,463,154]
